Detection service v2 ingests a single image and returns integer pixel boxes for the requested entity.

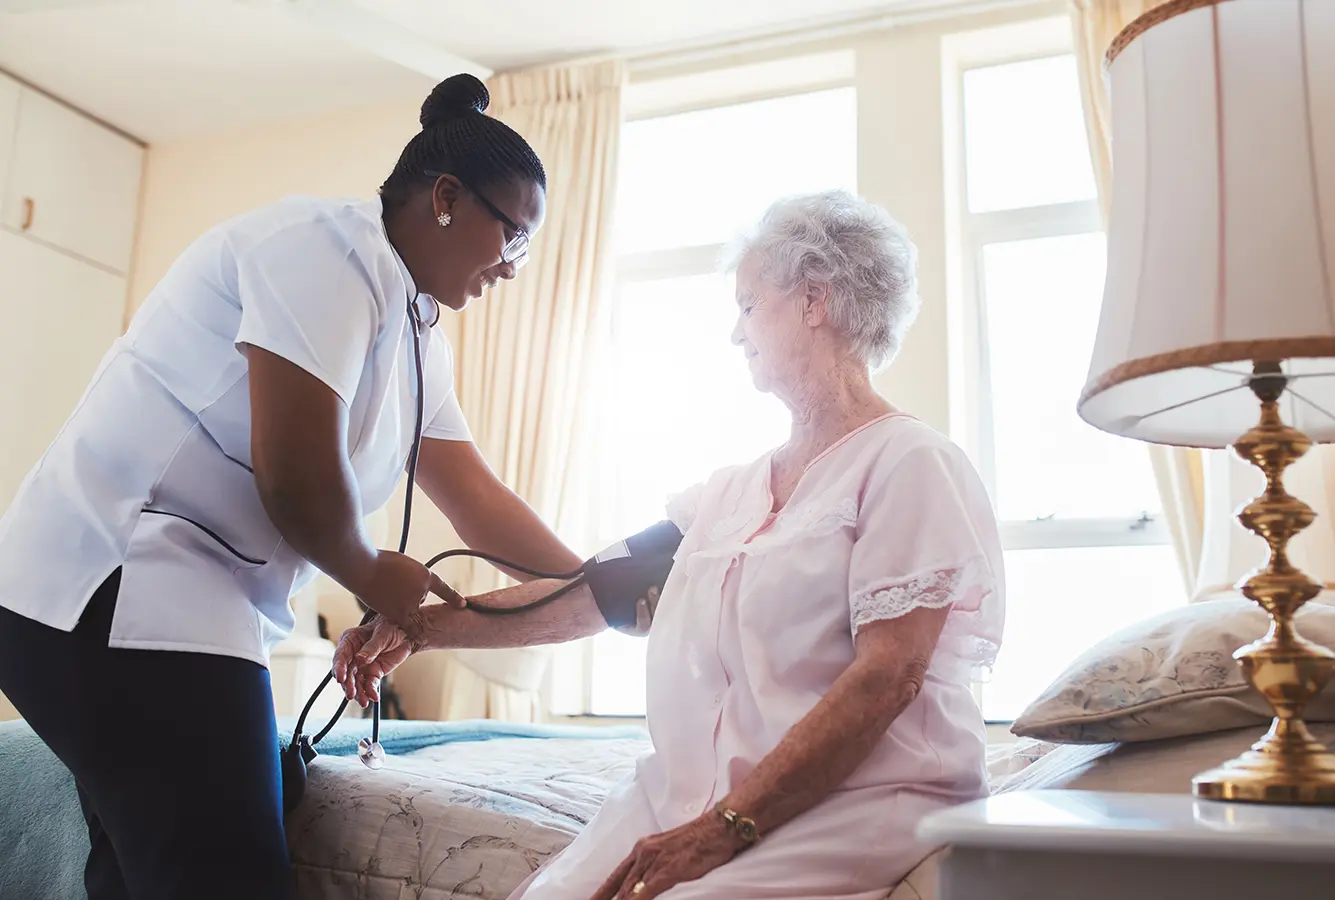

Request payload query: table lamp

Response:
[1081,0,1335,804]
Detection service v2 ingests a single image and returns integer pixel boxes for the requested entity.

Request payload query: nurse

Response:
[0,73,580,900]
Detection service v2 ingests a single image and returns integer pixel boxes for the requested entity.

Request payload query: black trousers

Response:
[0,570,295,900]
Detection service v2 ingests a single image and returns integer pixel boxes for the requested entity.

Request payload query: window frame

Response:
[944,44,1173,721]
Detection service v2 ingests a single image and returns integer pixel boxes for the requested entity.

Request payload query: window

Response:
[549,86,858,717]
[952,54,1187,721]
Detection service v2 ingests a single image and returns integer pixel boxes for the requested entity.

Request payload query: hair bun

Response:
[420,74,489,128]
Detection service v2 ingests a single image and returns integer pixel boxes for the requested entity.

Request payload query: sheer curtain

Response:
[1069,0,1207,597]
[393,60,626,721]
[1068,0,1335,601]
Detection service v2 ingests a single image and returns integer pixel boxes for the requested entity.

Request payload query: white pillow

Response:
[1010,598,1335,743]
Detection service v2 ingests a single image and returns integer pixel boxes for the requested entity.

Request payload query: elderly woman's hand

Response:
[332,617,416,707]
[589,813,743,900]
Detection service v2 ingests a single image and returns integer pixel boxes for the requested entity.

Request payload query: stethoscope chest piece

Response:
[357,737,386,770]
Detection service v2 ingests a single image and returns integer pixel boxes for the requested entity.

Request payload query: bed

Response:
[0,717,650,900]
[286,730,1028,900]
[287,723,1335,900]
[6,594,1335,900]
[280,594,1335,900]
[5,716,1335,900]
[0,710,959,900]
[287,723,648,899]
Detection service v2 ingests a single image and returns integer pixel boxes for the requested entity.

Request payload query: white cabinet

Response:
[0,75,19,201]
[0,229,125,509]
[1,86,143,274]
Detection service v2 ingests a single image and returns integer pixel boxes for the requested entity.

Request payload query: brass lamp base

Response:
[1193,718,1335,804]
[1192,362,1335,805]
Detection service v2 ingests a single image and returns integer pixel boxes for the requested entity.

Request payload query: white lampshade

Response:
[1079,0,1335,449]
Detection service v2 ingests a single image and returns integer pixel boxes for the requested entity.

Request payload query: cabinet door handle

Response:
[20,197,34,231]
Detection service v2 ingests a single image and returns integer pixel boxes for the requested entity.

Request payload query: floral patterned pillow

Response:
[1011,598,1335,743]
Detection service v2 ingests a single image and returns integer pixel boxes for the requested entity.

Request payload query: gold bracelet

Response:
[714,803,760,844]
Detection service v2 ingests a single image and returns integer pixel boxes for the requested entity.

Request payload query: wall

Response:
[131,94,415,314]
[855,28,952,431]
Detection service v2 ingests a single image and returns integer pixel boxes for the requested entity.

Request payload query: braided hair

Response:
[379,73,546,208]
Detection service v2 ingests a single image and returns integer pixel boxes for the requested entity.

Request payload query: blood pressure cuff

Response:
[582,520,684,636]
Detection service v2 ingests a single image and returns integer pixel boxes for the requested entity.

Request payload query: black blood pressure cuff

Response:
[582,520,684,636]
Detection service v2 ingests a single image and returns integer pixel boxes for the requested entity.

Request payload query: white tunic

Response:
[511,413,1004,899]
[0,195,471,666]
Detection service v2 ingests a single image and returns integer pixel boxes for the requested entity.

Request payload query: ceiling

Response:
[0,0,985,143]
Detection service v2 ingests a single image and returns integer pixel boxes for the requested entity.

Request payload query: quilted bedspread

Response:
[288,733,651,900]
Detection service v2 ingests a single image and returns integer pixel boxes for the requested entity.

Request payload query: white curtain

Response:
[1070,0,1208,598]
[393,60,626,720]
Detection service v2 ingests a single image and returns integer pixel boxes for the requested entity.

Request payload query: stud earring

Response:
[437,212,451,227]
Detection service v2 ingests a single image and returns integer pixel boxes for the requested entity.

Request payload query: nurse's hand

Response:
[333,617,413,708]
[354,550,465,640]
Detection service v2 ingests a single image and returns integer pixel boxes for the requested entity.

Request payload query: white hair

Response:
[726,190,920,370]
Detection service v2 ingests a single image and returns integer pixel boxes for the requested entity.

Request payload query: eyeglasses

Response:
[424,170,529,266]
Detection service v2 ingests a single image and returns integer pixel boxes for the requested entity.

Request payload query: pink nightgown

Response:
[509,413,1005,899]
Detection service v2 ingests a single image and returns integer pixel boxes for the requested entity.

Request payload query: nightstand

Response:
[917,790,1335,900]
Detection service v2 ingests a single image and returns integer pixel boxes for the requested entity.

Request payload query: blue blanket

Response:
[0,716,645,900]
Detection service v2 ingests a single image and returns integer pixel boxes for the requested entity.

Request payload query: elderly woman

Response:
[335,190,1005,900]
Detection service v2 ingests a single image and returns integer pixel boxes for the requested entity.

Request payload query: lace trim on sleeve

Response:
[849,555,991,635]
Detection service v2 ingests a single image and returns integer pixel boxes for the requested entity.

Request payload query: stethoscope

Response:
[279,230,586,813]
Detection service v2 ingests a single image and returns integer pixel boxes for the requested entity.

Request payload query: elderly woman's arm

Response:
[591,605,952,900]
[716,605,951,831]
